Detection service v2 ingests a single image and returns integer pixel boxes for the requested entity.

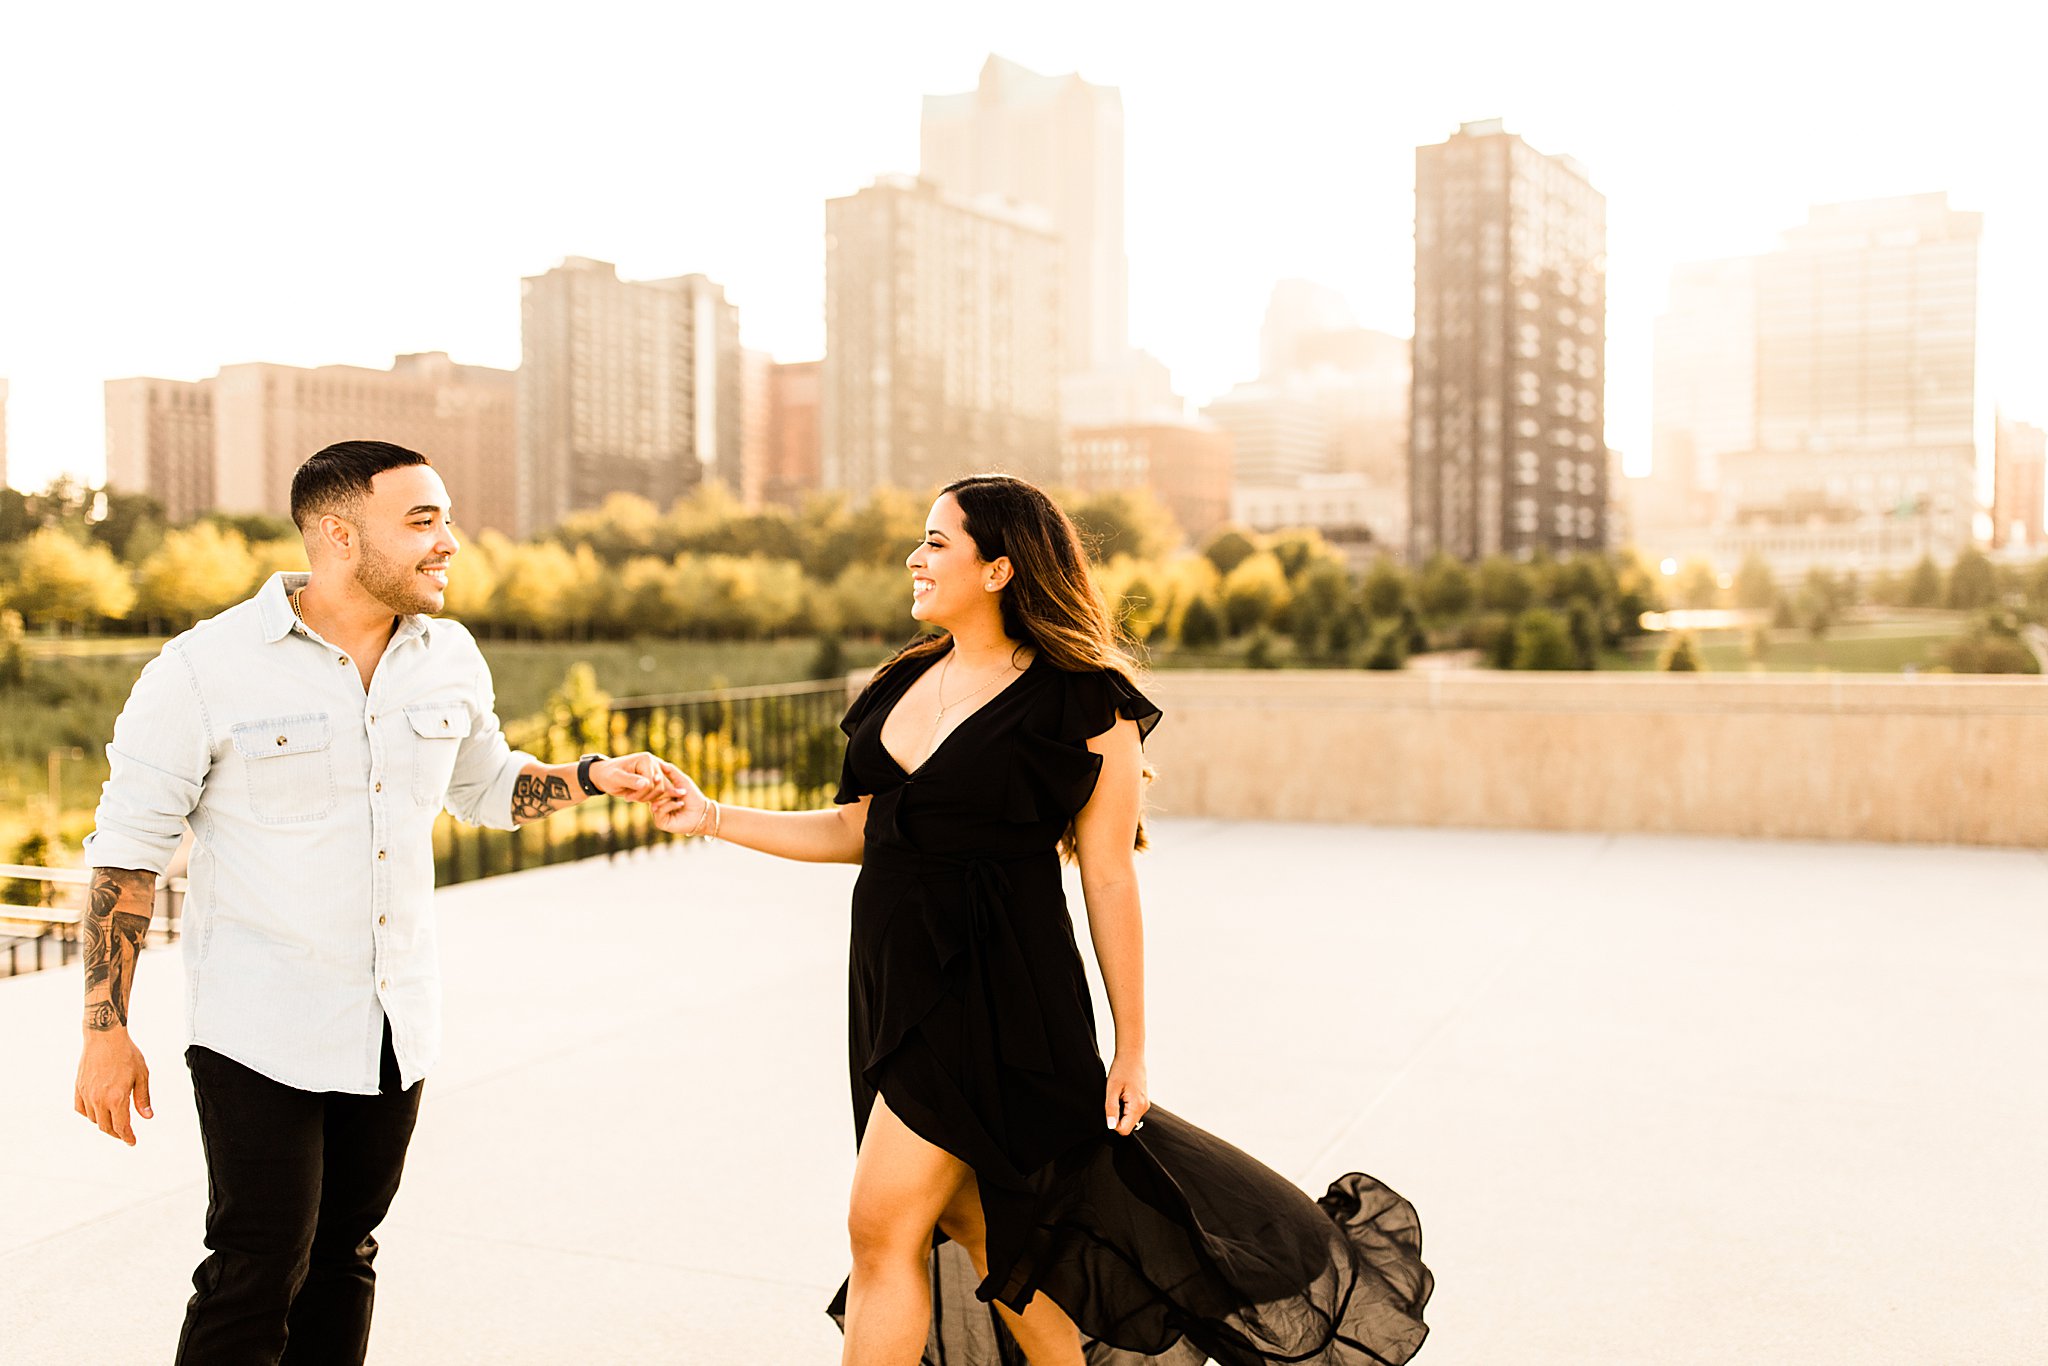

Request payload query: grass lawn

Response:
[1600,619,1971,673]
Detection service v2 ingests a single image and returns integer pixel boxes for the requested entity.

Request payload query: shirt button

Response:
[275,736,287,747]
[337,657,347,666]
[379,979,389,990]
[376,850,386,860]
[378,914,387,926]
[374,781,382,793]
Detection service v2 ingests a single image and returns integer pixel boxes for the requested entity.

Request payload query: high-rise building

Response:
[1639,194,1985,578]
[1649,256,1756,525]
[823,176,1062,500]
[1259,280,1358,379]
[1062,422,1232,541]
[1231,475,1404,570]
[738,347,774,508]
[1059,349,1184,429]
[1409,119,1608,562]
[107,354,518,534]
[1994,415,2046,550]
[1199,379,1330,487]
[519,257,740,534]
[922,54,1126,377]
[762,360,822,510]
[105,376,216,523]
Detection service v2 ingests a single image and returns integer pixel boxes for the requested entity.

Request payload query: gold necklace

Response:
[290,589,306,623]
[933,648,1015,722]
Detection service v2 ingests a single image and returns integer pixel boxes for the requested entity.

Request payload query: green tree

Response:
[1674,558,1721,610]
[1266,527,1340,581]
[0,488,34,543]
[1176,593,1223,649]
[1904,555,1943,608]
[555,492,663,563]
[1363,623,1408,670]
[132,523,258,627]
[1200,526,1259,577]
[1476,556,1536,614]
[7,528,135,627]
[1244,629,1281,669]
[1946,547,1997,610]
[1219,551,1291,636]
[1733,553,1778,610]
[1361,558,1407,619]
[90,489,169,562]
[1797,567,1841,642]
[1417,555,1475,619]
[1659,632,1703,671]
[205,510,298,543]
[492,540,579,637]
[832,562,916,638]
[1069,488,1181,563]
[1288,560,1350,660]
[1511,607,1576,670]
[0,609,25,686]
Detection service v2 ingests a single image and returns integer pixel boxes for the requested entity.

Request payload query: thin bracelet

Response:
[709,800,723,840]
[690,798,721,839]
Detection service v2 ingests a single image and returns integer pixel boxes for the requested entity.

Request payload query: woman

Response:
[651,475,1431,1365]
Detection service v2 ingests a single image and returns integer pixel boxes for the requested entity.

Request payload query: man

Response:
[73,440,680,1364]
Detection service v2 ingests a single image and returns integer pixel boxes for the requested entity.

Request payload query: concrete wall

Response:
[1137,670,2048,847]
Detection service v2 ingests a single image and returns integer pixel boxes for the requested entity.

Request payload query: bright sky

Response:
[3,1,2042,493]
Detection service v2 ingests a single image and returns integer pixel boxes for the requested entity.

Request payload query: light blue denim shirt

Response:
[85,572,535,1094]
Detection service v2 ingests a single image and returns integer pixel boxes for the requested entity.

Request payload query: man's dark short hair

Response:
[289,441,432,531]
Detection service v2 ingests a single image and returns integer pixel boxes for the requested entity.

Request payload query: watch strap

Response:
[575,753,606,797]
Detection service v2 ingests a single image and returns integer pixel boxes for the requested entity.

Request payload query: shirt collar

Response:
[257,571,437,646]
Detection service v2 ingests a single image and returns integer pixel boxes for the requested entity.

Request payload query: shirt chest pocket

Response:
[404,702,473,807]
[230,714,337,825]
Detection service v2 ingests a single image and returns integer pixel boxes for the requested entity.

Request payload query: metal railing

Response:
[1,678,856,975]
[434,677,854,888]
[0,863,185,979]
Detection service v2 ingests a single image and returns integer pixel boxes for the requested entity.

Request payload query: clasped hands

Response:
[590,753,714,835]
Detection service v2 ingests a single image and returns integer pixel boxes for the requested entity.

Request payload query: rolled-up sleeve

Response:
[442,659,536,830]
[85,646,211,875]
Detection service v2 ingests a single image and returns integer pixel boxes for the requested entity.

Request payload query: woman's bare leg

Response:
[936,1172,1086,1366]
[843,1093,971,1366]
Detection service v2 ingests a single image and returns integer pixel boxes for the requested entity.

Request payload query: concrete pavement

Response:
[2,821,2044,1363]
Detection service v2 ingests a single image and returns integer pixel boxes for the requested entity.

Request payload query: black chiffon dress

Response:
[825,649,1432,1365]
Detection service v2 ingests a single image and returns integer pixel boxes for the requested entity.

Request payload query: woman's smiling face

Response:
[906,493,1001,626]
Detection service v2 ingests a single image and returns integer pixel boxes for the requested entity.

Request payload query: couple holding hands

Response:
[74,441,1429,1365]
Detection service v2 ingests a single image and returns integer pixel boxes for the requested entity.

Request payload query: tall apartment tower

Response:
[1409,120,1608,562]
[1723,195,1981,555]
[922,54,1125,376]
[104,354,518,534]
[823,176,1062,500]
[1993,415,2046,549]
[105,377,217,523]
[762,359,822,510]
[519,258,741,534]
[1648,256,1757,526]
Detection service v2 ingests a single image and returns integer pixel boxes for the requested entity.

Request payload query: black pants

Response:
[176,1025,423,1366]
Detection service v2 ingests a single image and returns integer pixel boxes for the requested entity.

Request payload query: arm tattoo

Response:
[510,772,576,825]
[84,869,155,1031]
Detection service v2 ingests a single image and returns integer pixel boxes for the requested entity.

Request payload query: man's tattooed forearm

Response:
[83,869,155,1031]
[511,772,576,824]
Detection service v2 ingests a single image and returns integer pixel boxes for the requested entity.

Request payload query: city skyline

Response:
[3,6,2044,500]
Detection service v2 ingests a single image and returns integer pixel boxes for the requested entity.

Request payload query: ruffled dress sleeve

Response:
[832,669,890,805]
[1006,668,1162,824]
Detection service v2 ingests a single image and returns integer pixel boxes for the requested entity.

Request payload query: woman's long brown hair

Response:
[872,473,1151,855]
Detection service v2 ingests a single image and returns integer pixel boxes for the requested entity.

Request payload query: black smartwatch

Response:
[575,753,607,797]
